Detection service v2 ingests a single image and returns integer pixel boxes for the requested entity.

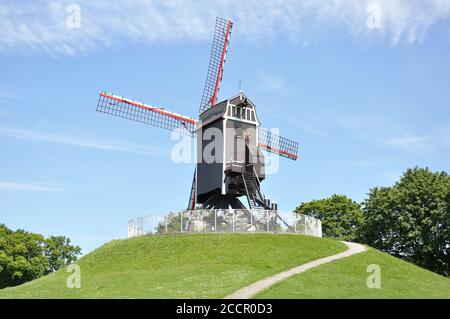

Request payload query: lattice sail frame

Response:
[258,128,299,160]
[199,17,233,114]
[97,91,196,136]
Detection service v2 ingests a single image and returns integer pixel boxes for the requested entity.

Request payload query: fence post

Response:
[305,216,307,236]
[319,220,322,237]
[180,212,183,233]
[294,216,297,233]
[165,216,168,234]
[232,212,235,232]
[214,211,217,232]
[151,215,154,235]
[266,211,269,232]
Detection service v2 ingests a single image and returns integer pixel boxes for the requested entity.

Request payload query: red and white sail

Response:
[258,128,299,160]
[97,91,197,136]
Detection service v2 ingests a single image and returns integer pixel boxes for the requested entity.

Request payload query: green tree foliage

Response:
[360,167,450,276]
[44,236,81,272]
[295,194,363,241]
[0,224,81,288]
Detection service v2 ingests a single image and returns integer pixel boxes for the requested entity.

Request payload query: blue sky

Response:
[1,1,450,253]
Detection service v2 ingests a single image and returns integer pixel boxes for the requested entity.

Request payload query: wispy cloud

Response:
[328,157,388,168]
[0,93,15,100]
[257,74,293,96]
[258,74,286,91]
[380,135,432,153]
[0,88,18,101]
[284,110,446,154]
[271,112,329,136]
[0,126,168,156]
[440,121,450,145]
[1,1,450,55]
[333,114,435,153]
[0,181,68,192]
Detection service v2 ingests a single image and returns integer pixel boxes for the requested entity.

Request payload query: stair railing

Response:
[241,171,253,209]
[250,166,268,209]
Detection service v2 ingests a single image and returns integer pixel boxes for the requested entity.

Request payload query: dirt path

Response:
[224,241,367,299]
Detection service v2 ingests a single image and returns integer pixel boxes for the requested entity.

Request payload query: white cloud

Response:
[0,89,17,100]
[271,112,329,136]
[333,114,435,153]
[0,181,68,192]
[258,74,285,91]
[380,135,432,153]
[295,111,446,154]
[328,158,387,167]
[1,0,450,55]
[0,126,168,156]
[257,74,293,96]
[0,89,15,115]
[440,121,450,145]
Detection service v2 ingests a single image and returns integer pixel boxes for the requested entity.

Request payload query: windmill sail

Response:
[198,17,233,114]
[97,91,196,136]
[258,128,299,160]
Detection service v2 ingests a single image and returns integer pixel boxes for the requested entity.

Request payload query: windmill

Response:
[96,17,299,214]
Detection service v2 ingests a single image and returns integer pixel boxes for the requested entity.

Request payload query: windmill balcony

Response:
[225,160,245,174]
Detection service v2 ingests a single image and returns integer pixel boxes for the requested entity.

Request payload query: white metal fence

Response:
[128,210,322,238]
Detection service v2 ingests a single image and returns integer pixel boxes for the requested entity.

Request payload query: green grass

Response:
[2,234,448,299]
[0,233,346,298]
[255,248,450,298]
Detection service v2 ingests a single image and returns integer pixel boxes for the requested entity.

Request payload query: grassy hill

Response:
[0,233,448,298]
[256,248,450,298]
[0,233,345,298]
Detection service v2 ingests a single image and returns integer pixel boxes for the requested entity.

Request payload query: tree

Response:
[0,224,81,288]
[0,225,48,288]
[295,194,363,241]
[360,167,450,276]
[44,236,81,272]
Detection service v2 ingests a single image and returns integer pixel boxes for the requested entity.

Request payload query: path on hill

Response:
[224,241,367,299]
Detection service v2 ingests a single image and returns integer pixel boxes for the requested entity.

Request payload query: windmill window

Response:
[236,107,242,119]
[228,106,231,116]
[251,111,255,122]
[237,107,245,119]
[232,106,236,117]
[246,109,250,120]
